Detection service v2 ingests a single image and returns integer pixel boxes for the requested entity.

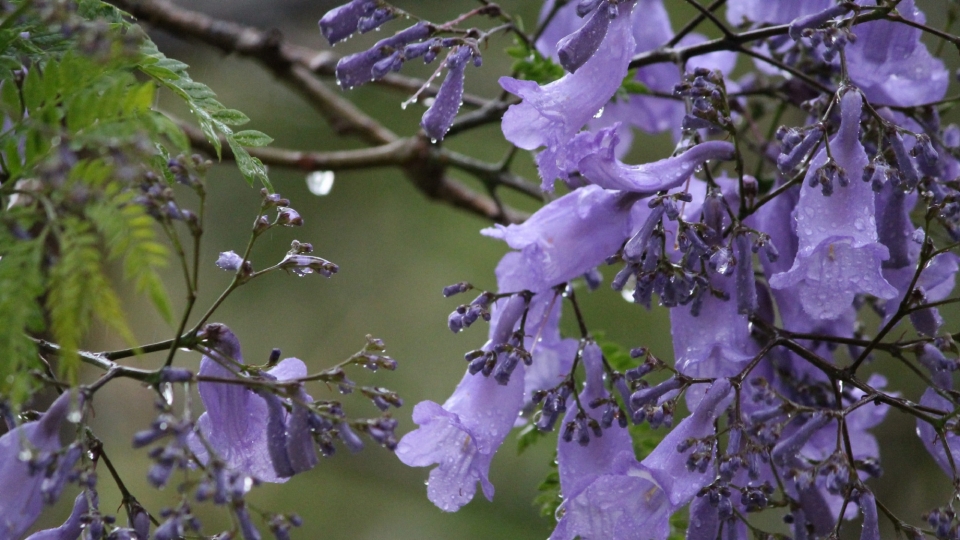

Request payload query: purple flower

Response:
[556,4,612,73]
[483,185,641,290]
[396,295,528,511]
[216,251,243,272]
[726,0,834,26]
[335,23,431,89]
[640,379,732,506]
[768,90,896,320]
[318,0,377,45]
[420,46,472,142]
[845,0,948,107]
[0,391,78,539]
[670,275,756,380]
[574,131,735,193]
[500,1,637,190]
[189,324,317,483]
[551,345,673,540]
[24,492,89,540]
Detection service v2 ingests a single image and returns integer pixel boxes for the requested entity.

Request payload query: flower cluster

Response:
[321,0,960,537]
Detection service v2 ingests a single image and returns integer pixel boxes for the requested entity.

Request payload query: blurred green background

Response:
[28,0,960,538]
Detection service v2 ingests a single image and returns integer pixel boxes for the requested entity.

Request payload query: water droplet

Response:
[161,382,174,405]
[67,409,82,423]
[593,107,605,119]
[306,170,335,196]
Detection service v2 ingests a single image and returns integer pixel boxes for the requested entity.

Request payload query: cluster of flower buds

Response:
[153,503,201,540]
[319,0,396,45]
[777,124,824,173]
[923,507,960,540]
[788,2,856,62]
[532,384,572,432]
[30,442,83,505]
[135,169,196,224]
[322,2,492,141]
[675,68,731,132]
[445,289,494,333]
[462,329,531,385]
[133,400,195,489]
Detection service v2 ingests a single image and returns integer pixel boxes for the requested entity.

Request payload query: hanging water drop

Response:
[306,170,335,196]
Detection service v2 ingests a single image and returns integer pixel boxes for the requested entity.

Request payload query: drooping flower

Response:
[550,343,673,540]
[500,1,637,190]
[769,90,896,320]
[670,275,756,381]
[189,324,317,483]
[420,46,473,142]
[845,0,948,107]
[395,294,529,511]
[0,391,78,539]
[483,185,641,290]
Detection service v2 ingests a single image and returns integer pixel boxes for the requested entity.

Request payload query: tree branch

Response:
[177,121,529,224]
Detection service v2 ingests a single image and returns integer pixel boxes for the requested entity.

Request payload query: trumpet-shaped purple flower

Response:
[845,0,948,107]
[396,294,528,511]
[575,131,735,193]
[769,90,896,320]
[500,1,637,190]
[551,343,673,540]
[189,324,317,483]
[0,390,78,539]
[483,185,641,290]
[670,275,756,380]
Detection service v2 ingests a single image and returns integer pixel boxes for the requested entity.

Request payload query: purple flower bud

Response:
[582,267,603,291]
[442,281,471,297]
[371,50,403,80]
[887,129,920,189]
[734,234,757,315]
[493,353,520,385]
[40,444,81,504]
[912,135,940,177]
[778,126,823,172]
[159,366,194,383]
[557,5,612,73]
[357,8,394,34]
[318,0,377,45]
[629,377,682,410]
[421,46,472,142]
[235,505,261,540]
[132,503,151,540]
[788,4,851,41]
[447,311,463,333]
[404,38,441,62]
[216,251,243,272]
[336,23,431,89]
[623,206,664,263]
[709,247,734,275]
[338,423,365,453]
[276,208,302,227]
[771,413,832,465]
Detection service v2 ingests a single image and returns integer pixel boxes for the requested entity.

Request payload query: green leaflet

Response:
[137,40,273,190]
